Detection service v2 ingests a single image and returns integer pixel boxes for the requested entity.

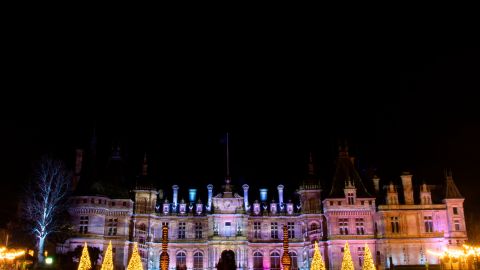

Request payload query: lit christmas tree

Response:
[101,241,114,270]
[78,242,92,270]
[341,242,354,270]
[362,244,375,270]
[310,241,326,270]
[127,242,144,270]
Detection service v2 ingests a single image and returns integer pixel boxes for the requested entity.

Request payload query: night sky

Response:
[1,47,478,237]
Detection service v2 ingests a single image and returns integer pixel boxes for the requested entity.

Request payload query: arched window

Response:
[176,251,186,270]
[289,251,298,270]
[253,251,263,270]
[271,251,280,270]
[310,223,318,231]
[138,223,146,232]
[193,251,203,270]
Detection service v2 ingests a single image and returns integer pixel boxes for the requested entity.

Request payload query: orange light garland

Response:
[0,246,26,260]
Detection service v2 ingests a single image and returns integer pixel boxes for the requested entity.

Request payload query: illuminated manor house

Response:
[58,143,467,270]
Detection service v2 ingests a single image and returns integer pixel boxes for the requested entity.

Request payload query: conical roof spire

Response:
[328,142,372,198]
[301,152,320,190]
[444,169,463,199]
[142,152,148,176]
[308,152,314,176]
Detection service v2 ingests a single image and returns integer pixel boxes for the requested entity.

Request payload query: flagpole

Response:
[226,132,230,178]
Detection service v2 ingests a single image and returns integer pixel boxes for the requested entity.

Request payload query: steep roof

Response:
[444,170,463,199]
[327,147,372,198]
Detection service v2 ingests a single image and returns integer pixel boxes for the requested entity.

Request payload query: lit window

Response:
[391,217,400,233]
[454,220,460,231]
[270,252,280,270]
[193,252,203,270]
[107,218,118,236]
[355,218,365,235]
[195,222,202,239]
[254,222,261,239]
[79,216,89,234]
[424,216,433,233]
[347,193,355,205]
[339,218,349,235]
[288,222,295,238]
[176,252,186,270]
[253,252,263,270]
[178,222,186,239]
[271,222,278,239]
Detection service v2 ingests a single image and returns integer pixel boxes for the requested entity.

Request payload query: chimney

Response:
[277,185,285,207]
[259,188,268,202]
[242,184,249,211]
[172,185,179,211]
[207,184,213,211]
[189,189,197,203]
[401,172,414,205]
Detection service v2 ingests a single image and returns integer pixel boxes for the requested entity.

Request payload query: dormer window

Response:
[347,192,355,205]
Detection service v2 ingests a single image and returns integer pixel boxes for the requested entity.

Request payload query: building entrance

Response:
[216,250,236,270]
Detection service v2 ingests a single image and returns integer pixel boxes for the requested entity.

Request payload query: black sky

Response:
[0,46,478,230]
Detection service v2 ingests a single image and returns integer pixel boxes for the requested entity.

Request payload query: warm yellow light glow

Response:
[427,244,480,262]
[0,246,26,260]
[78,242,92,270]
[127,242,143,270]
[101,241,114,270]
[310,241,326,270]
[341,242,354,270]
[362,244,376,270]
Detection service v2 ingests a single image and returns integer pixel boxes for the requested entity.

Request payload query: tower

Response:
[297,152,322,214]
[420,182,432,205]
[442,170,467,245]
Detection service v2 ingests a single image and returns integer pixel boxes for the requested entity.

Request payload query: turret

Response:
[420,182,432,205]
[442,170,467,244]
[386,182,399,205]
[299,152,322,214]
[133,187,158,214]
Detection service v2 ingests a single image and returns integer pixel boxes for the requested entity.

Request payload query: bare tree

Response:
[23,156,71,264]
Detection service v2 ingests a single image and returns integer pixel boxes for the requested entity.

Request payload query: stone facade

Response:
[58,149,467,270]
